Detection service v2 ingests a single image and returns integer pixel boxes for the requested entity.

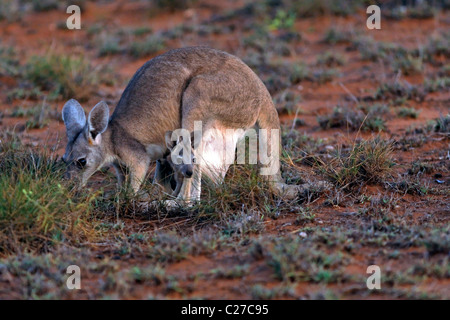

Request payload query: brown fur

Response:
[62,47,285,202]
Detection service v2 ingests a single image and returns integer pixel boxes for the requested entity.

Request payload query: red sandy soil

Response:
[0,1,448,300]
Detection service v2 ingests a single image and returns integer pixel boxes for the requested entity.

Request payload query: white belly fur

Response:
[198,126,246,183]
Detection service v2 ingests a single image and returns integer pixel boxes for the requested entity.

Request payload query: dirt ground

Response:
[0,0,448,300]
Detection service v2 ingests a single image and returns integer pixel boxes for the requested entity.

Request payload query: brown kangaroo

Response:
[61,46,297,204]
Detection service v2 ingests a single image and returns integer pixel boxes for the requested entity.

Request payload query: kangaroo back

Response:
[110,47,261,146]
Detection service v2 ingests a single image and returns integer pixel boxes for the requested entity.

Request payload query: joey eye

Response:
[76,158,87,169]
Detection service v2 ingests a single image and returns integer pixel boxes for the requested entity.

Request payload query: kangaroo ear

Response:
[88,101,109,141]
[62,99,86,141]
[165,131,176,150]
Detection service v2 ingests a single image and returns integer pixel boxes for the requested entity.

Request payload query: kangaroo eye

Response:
[76,158,87,169]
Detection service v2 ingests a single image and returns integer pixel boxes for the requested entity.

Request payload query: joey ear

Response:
[62,99,86,140]
[88,101,109,140]
[190,131,196,149]
[191,131,201,149]
[165,131,176,150]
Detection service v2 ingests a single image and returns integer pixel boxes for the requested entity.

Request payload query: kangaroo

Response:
[156,131,196,197]
[61,46,295,204]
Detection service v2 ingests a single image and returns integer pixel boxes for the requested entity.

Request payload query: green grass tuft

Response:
[318,138,395,190]
[0,144,103,254]
[24,52,109,101]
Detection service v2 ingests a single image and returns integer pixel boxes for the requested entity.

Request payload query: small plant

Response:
[424,77,450,93]
[87,23,103,36]
[422,231,450,256]
[318,138,395,190]
[146,232,193,263]
[316,51,346,67]
[268,10,296,31]
[408,5,436,19]
[24,52,109,101]
[311,68,340,84]
[250,284,294,299]
[0,43,20,76]
[363,117,386,132]
[424,34,450,62]
[128,35,165,58]
[31,0,59,12]
[431,114,450,133]
[221,211,265,237]
[384,4,437,20]
[145,231,222,264]
[353,36,379,61]
[295,206,315,225]
[210,265,250,279]
[397,107,420,119]
[0,130,22,152]
[27,104,60,129]
[318,106,362,130]
[408,161,432,175]
[153,0,198,12]
[289,62,309,84]
[242,26,270,51]
[354,37,409,63]
[413,114,450,134]
[282,0,364,17]
[259,236,347,283]
[374,81,424,101]
[0,0,23,22]
[391,54,423,75]
[274,90,301,115]
[130,265,166,285]
[383,6,408,20]
[321,28,352,45]
[386,176,428,196]
[98,36,122,57]
[394,134,427,150]
[7,87,43,102]
[318,105,387,132]
[11,101,61,129]
[133,26,152,36]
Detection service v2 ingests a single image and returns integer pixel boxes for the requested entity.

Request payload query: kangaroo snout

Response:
[60,157,72,180]
[61,162,79,182]
[183,167,193,178]
[63,169,71,180]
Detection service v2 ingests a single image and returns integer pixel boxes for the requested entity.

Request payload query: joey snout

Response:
[182,165,193,178]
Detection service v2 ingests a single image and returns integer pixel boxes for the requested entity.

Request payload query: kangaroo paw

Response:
[272,182,299,200]
[164,199,182,210]
[159,199,193,211]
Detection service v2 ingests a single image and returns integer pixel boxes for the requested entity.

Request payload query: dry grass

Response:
[317,137,395,190]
